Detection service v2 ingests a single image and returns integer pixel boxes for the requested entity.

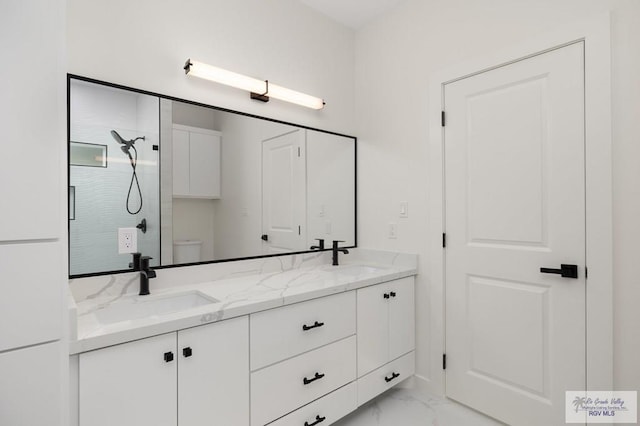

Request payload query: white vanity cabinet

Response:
[249,292,357,426]
[356,276,415,405]
[172,124,221,199]
[79,316,248,426]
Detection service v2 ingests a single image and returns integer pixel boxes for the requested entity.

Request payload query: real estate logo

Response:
[566,391,637,423]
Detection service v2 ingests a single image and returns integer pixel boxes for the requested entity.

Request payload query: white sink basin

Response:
[94,291,219,325]
[331,265,388,276]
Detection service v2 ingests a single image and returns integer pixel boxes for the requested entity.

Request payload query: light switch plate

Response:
[400,202,409,218]
[388,223,398,239]
[118,227,138,254]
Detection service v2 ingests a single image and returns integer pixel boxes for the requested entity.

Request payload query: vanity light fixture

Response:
[183,59,325,110]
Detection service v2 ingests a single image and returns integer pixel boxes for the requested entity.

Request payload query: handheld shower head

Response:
[110,130,146,156]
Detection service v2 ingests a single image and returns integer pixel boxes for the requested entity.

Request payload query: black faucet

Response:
[131,252,155,295]
[310,238,325,250]
[331,240,349,266]
[139,256,156,295]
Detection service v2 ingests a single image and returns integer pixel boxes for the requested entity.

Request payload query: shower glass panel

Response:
[69,79,160,275]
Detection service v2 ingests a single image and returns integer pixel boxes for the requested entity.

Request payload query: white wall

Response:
[67,0,355,135]
[355,0,640,393]
[0,0,67,425]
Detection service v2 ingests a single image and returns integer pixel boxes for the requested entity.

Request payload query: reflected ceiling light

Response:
[183,59,325,110]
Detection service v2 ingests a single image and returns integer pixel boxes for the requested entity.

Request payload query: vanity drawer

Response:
[357,351,415,406]
[251,336,356,426]
[268,382,357,426]
[250,291,355,370]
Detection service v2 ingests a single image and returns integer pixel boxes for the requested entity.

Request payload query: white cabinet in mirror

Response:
[68,75,356,277]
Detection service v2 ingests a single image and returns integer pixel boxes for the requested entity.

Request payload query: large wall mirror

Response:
[68,76,356,277]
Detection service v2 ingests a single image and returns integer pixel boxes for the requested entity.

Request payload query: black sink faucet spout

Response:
[310,238,325,250]
[131,252,156,295]
[332,240,349,266]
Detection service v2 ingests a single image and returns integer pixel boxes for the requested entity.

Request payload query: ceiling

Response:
[298,0,404,29]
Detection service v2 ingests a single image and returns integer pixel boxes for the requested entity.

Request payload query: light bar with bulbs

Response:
[184,59,325,110]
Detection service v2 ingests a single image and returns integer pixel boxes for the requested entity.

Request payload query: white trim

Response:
[427,13,612,396]
[171,123,222,136]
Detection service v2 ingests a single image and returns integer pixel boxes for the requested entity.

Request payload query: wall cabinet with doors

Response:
[356,276,415,405]
[78,316,248,426]
[172,124,221,199]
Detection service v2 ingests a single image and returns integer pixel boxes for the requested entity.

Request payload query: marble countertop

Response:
[70,251,417,354]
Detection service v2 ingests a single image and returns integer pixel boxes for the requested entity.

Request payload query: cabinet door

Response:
[0,342,62,426]
[388,277,416,361]
[356,283,390,377]
[172,129,190,196]
[79,333,177,426]
[178,316,249,426]
[189,132,221,198]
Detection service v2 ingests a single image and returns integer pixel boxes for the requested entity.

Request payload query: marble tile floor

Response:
[334,386,505,426]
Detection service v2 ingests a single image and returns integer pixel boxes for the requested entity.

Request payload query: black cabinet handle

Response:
[303,372,325,385]
[384,372,400,383]
[183,347,193,358]
[389,291,396,298]
[164,351,174,363]
[261,234,269,241]
[304,415,326,426]
[302,321,325,331]
[383,293,390,299]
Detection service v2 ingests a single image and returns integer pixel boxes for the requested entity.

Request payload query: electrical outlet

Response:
[388,223,398,239]
[400,202,409,218]
[118,227,138,254]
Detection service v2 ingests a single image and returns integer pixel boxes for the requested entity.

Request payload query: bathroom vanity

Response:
[69,250,417,426]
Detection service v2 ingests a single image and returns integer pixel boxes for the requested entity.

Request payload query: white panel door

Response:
[261,130,306,253]
[444,42,585,426]
[178,316,249,426]
[79,333,177,426]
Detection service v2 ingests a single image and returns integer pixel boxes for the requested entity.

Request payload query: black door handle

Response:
[183,347,193,358]
[305,415,326,426]
[385,372,400,383]
[164,351,174,363]
[383,293,390,299]
[540,264,578,279]
[302,321,325,331]
[303,372,325,385]
[261,234,269,241]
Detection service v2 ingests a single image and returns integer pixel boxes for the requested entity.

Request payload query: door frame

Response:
[427,13,612,396]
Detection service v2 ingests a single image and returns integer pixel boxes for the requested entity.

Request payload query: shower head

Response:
[110,130,146,157]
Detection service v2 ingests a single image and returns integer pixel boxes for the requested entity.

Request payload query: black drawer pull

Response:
[304,415,326,426]
[164,351,174,363]
[302,321,325,331]
[303,372,325,385]
[383,293,390,299]
[389,291,397,297]
[183,347,193,358]
[384,372,400,383]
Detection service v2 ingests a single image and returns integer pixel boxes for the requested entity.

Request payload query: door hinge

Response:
[441,111,446,127]
[298,225,301,235]
[442,353,447,370]
[442,233,446,248]
[585,266,588,279]
[297,147,301,157]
